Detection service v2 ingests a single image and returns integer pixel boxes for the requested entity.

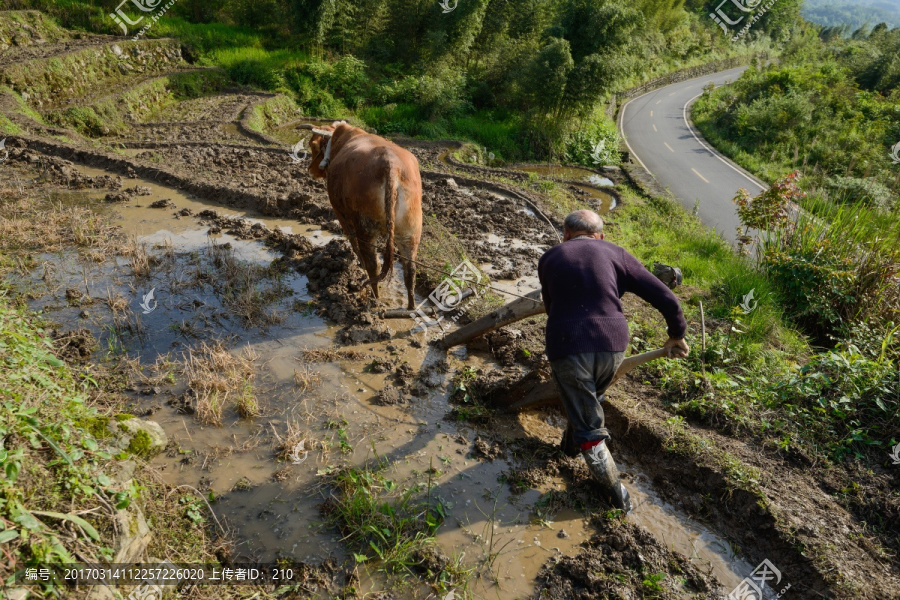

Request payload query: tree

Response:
[523,37,575,116]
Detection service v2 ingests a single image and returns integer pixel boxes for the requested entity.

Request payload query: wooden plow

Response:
[436,290,669,412]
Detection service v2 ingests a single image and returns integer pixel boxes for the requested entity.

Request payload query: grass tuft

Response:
[180,341,257,426]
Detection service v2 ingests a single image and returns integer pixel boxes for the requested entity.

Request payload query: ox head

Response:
[297,121,349,179]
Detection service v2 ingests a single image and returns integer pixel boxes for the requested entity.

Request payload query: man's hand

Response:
[663,337,689,358]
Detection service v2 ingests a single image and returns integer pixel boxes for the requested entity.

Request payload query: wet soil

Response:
[2,155,745,599]
[536,515,725,600]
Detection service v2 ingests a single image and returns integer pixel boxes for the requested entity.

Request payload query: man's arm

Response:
[537,254,552,314]
[621,251,688,355]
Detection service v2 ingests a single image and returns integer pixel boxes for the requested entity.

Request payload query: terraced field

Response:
[1,10,897,600]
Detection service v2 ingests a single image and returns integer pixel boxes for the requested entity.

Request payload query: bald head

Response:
[563,210,604,240]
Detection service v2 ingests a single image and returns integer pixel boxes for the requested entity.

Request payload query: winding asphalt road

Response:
[619,66,768,242]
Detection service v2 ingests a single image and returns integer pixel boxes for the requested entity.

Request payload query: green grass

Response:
[203,47,307,91]
[0,292,255,596]
[610,188,803,351]
[0,297,134,584]
[152,17,265,54]
[323,460,469,592]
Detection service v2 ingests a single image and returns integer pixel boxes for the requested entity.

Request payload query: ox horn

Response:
[311,128,333,138]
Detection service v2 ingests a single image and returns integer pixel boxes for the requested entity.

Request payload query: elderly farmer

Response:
[538,210,689,512]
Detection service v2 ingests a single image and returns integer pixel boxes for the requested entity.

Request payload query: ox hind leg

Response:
[397,234,418,310]
[337,217,380,304]
[356,234,382,302]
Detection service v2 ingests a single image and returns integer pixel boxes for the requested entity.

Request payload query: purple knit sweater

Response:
[537,239,687,361]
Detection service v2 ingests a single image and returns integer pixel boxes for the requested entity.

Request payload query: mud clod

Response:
[51,328,95,363]
[373,385,407,406]
[105,185,152,203]
[471,436,505,461]
[39,156,123,189]
[537,517,725,600]
[295,240,375,331]
[167,389,196,415]
[232,477,252,491]
[412,546,450,575]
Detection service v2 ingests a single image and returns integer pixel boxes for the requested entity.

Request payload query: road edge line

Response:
[682,92,768,192]
[618,94,652,175]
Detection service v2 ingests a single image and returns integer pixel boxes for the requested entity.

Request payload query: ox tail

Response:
[375,173,399,284]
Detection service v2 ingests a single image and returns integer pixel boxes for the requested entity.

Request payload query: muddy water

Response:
[618,456,756,593]
[512,164,615,188]
[27,164,760,598]
[70,164,317,237]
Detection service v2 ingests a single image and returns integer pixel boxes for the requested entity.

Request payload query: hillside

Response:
[803,0,900,30]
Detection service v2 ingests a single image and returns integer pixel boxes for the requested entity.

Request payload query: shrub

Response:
[825,175,896,210]
[312,55,369,109]
[772,342,900,459]
[563,110,620,167]
[740,176,900,342]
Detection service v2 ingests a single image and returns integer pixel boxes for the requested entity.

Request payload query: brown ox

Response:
[301,121,422,310]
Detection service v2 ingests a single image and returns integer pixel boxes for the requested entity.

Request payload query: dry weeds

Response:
[0,185,121,262]
[271,420,309,462]
[180,342,257,425]
[293,364,322,393]
[121,237,152,279]
[204,240,289,327]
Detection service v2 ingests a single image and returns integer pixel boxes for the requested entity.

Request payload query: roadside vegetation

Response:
[681,16,900,466]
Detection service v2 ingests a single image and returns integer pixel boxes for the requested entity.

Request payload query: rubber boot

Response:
[582,442,633,512]
[560,423,580,458]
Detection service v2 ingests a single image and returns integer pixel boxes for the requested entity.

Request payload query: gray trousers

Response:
[550,351,625,446]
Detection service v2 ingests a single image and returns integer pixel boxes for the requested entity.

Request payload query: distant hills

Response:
[803,0,900,30]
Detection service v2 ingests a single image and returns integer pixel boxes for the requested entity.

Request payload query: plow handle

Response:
[608,347,670,388]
